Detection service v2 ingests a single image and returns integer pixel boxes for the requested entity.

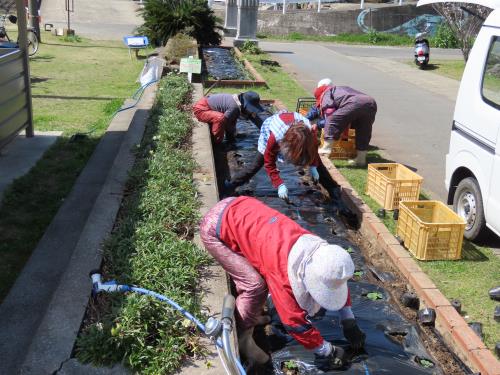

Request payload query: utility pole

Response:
[28,0,41,42]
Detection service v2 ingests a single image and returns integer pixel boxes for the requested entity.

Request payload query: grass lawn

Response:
[407,59,466,81]
[209,51,310,109]
[0,32,143,301]
[335,156,500,354]
[258,31,415,46]
[232,50,499,355]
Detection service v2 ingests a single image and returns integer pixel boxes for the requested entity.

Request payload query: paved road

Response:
[263,40,500,248]
[40,0,142,40]
[262,40,460,200]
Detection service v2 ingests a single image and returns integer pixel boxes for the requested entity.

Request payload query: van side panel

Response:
[486,134,500,236]
[446,128,493,205]
[453,28,499,145]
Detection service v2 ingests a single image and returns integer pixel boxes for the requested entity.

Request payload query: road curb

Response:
[320,156,500,375]
[179,83,235,375]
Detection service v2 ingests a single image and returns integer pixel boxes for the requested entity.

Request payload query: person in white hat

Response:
[199,196,366,370]
[310,78,377,167]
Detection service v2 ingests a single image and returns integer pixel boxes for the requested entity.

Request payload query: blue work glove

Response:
[277,184,288,200]
[306,105,320,120]
[310,166,320,184]
[317,118,326,129]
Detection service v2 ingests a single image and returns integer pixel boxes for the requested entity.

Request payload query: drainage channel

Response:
[201,47,250,80]
[214,110,467,375]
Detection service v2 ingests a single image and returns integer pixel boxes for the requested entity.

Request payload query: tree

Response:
[138,0,222,47]
[432,3,492,61]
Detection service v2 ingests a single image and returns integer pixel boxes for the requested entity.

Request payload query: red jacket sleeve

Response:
[263,132,284,188]
[267,277,324,350]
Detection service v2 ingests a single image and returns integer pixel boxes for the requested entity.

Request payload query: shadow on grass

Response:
[461,241,489,261]
[42,42,125,49]
[30,55,55,62]
[0,134,101,301]
[32,94,121,101]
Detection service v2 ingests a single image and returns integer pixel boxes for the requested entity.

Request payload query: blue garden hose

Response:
[90,273,246,375]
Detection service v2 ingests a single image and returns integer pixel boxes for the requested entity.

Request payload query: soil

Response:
[347,230,469,375]
[217,114,472,375]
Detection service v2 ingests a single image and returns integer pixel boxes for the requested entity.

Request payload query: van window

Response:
[482,37,500,109]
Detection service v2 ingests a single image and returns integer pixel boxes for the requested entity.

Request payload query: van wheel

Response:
[453,177,486,241]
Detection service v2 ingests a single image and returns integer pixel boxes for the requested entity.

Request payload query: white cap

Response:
[303,244,354,311]
[317,78,332,88]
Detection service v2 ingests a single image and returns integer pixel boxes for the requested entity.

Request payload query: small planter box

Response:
[397,200,466,260]
[320,129,357,160]
[366,163,423,210]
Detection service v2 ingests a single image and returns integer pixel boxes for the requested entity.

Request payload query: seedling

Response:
[282,360,300,375]
[366,292,383,301]
[415,357,434,368]
[346,247,354,254]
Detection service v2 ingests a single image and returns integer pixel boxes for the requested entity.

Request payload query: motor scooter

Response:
[414,32,430,68]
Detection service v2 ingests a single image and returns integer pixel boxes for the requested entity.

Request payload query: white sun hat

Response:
[303,243,354,311]
[317,78,333,88]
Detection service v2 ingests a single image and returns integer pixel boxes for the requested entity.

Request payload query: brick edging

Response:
[320,156,500,375]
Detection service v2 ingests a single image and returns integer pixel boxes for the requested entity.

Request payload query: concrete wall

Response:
[215,4,438,36]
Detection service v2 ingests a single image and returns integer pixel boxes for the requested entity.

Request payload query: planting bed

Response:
[201,46,267,87]
[215,112,470,374]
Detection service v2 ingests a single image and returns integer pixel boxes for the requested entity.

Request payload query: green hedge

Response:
[76,74,210,374]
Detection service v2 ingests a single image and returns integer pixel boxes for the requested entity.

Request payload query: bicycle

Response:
[0,13,39,56]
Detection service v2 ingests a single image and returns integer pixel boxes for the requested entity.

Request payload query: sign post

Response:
[179,55,202,83]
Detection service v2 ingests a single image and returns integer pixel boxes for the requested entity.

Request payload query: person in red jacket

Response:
[199,196,366,369]
[193,91,265,144]
[225,111,359,228]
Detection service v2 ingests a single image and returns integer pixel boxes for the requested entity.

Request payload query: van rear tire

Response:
[453,177,486,241]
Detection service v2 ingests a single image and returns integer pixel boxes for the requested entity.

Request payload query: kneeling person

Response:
[199,197,366,369]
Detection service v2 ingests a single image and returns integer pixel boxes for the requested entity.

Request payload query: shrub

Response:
[239,40,262,55]
[367,29,381,44]
[76,74,210,373]
[431,22,460,49]
[138,0,223,47]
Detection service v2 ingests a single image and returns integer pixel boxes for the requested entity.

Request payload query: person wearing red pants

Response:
[199,196,366,369]
[193,91,265,144]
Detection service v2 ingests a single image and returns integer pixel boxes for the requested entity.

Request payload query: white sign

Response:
[180,57,202,74]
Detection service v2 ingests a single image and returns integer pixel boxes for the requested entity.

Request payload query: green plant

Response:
[366,292,383,301]
[431,22,460,49]
[138,0,222,46]
[240,40,262,55]
[61,34,82,43]
[367,29,381,44]
[284,360,299,369]
[76,74,210,373]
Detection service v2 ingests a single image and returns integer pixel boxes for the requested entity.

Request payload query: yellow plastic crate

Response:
[366,163,423,210]
[397,201,466,260]
[320,129,357,159]
[296,97,316,117]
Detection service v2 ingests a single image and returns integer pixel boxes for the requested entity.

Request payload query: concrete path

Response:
[40,0,142,40]
[0,130,61,203]
[261,40,458,200]
[0,87,156,374]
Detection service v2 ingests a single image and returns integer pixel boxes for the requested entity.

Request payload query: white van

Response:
[418,0,500,240]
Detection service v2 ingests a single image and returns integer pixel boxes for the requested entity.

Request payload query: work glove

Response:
[310,166,320,184]
[277,184,289,200]
[342,318,366,350]
[317,118,326,129]
[305,105,320,120]
[314,345,347,371]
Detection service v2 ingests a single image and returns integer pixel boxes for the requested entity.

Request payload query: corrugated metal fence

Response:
[0,48,33,149]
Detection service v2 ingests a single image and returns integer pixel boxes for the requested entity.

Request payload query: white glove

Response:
[310,166,319,184]
[278,184,288,200]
